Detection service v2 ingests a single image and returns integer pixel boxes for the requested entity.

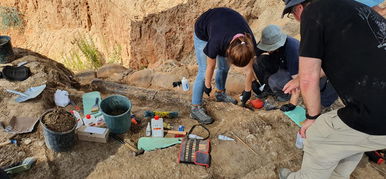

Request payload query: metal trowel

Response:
[6,84,46,102]
[4,157,36,175]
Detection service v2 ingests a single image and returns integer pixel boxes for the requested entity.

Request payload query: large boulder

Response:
[124,69,154,88]
[75,71,97,85]
[96,64,128,78]
[151,72,180,89]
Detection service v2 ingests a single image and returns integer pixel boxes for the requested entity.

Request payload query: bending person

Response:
[192,7,258,124]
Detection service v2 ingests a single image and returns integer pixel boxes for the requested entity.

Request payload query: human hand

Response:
[283,78,300,94]
[204,85,212,97]
[300,119,316,138]
[241,90,251,105]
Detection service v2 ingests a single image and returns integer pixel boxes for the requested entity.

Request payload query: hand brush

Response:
[91,98,99,114]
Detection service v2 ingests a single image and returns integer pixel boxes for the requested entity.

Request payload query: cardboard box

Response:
[77,126,109,143]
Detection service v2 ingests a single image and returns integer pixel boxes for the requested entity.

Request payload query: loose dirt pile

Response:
[42,108,75,132]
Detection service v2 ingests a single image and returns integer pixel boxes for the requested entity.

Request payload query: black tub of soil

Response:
[40,108,76,152]
[0,36,15,64]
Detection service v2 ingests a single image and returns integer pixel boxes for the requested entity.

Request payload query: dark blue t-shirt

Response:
[262,36,300,76]
[194,8,258,59]
[285,37,300,76]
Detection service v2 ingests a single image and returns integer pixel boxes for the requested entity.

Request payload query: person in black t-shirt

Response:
[191,8,258,124]
[278,0,386,178]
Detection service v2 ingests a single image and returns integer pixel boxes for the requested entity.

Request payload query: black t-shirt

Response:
[300,0,386,135]
[194,8,258,59]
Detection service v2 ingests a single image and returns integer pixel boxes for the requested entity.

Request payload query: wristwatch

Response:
[305,113,321,120]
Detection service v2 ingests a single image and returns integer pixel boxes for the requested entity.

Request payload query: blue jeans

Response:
[192,33,230,105]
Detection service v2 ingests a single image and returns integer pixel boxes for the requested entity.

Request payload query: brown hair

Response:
[227,33,255,67]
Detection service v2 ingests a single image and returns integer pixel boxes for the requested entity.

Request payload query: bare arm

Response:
[299,56,322,138]
[205,57,216,88]
[283,68,325,94]
[244,58,254,91]
[373,5,386,16]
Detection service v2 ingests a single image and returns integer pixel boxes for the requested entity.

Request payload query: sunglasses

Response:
[286,6,298,20]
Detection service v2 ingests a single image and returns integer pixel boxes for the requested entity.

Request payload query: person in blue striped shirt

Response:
[355,0,385,15]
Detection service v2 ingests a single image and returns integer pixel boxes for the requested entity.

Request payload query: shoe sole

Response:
[190,113,213,125]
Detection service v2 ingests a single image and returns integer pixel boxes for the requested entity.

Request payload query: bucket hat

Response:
[282,0,307,18]
[257,25,287,52]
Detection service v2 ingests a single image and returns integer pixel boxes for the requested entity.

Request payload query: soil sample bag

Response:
[178,124,211,168]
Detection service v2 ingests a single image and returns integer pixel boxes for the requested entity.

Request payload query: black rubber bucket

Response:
[0,36,15,64]
[39,109,76,152]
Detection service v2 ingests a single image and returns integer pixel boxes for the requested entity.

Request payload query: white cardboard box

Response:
[77,126,109,143]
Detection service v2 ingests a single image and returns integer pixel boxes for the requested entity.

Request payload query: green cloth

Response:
[284,106,306,127]
[138,137,182,151]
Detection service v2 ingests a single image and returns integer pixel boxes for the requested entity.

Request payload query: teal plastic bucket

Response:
[100,95,132,134]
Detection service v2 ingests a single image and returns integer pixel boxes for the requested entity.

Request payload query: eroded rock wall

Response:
[0,0,297,69]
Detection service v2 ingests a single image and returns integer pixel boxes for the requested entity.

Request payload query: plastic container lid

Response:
[154,115,159,120]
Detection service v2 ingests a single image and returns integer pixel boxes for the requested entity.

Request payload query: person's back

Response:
[300,0,386,134]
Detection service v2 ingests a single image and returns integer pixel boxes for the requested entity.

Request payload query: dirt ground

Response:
[0,53,385,179]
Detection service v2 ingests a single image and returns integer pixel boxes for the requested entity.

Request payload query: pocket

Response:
[307,111,338,139]
[330,116,346,130]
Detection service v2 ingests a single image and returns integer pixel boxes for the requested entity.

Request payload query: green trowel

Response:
[4,157,36,175]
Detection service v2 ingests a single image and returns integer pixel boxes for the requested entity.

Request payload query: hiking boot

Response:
[215,92,238,105]
[190,106,213,124]
[278,168,292,179]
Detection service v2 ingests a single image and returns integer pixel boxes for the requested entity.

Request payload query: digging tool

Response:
[110,134,144,156]
[5,84,46,103]
[0,139,18,147]
[165,130,187,136]
[4,157,36,175]
[91,98,100,114]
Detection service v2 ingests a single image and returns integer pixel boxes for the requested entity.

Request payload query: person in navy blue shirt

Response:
[252,25,337,111]
[192,8,258,124]
[354,0,385,15]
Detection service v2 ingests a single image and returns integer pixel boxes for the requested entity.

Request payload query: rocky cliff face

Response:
[0,0,297,69]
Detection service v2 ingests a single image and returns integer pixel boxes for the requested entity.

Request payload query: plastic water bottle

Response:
[218,135,235,141]
[151,115,164,137]
[295,132,304,149]
[181,77,189,91]
[146,122,151,136]
[70,110,83,129]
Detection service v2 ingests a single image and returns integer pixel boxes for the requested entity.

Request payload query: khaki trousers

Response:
[288,110,386,179]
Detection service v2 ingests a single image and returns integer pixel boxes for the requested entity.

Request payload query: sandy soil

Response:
[0,52,385,179]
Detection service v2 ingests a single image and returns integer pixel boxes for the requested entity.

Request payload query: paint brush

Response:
[91,98,99,114]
